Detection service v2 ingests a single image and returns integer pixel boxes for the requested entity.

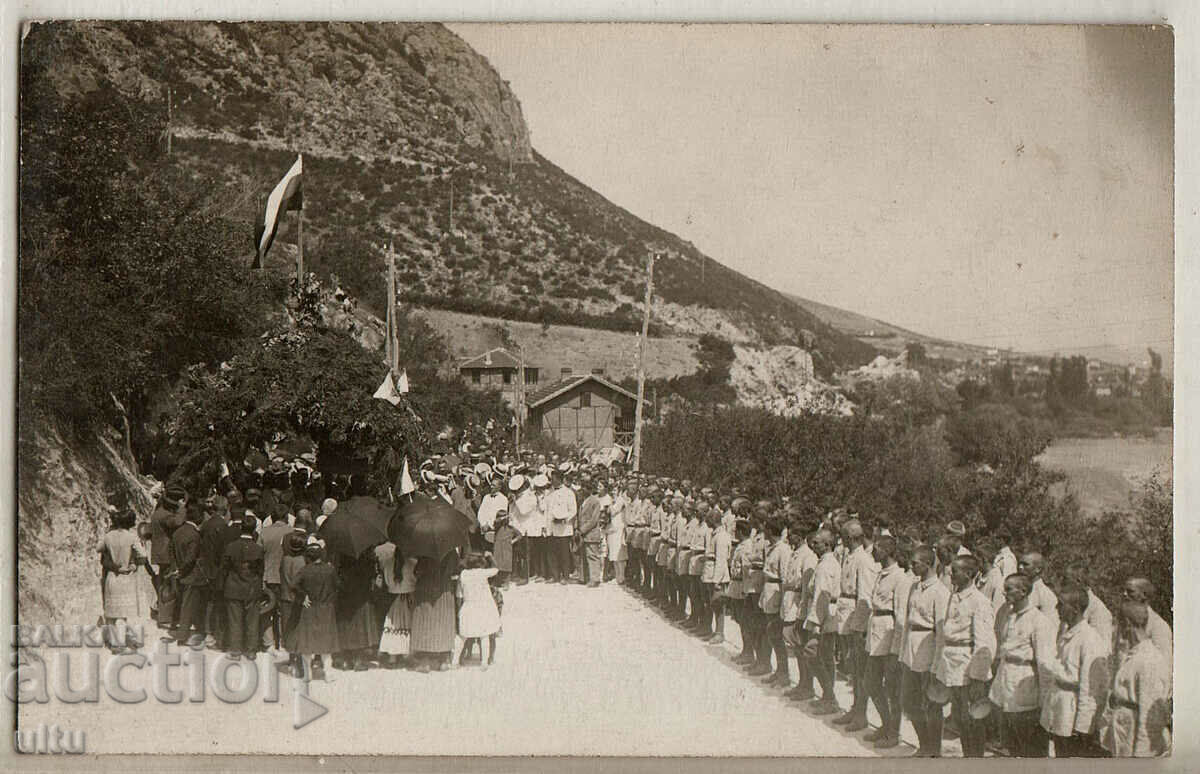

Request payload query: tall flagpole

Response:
[388,243,399,374]
[632,252,656,472]
[385,245,395,374]
[296,209,304,282]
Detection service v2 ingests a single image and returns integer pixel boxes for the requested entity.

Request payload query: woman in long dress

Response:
[278,530,309,675]
[455,553,501,669]
[409,551,458,672]
[379,548,418,667]
[332,548,382,670]
[285,542,340,682]
[99,509,150,653]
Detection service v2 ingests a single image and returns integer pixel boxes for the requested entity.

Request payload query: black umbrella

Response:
[388,494,472,560]
[334,495,395,536]
[318,508,389,558]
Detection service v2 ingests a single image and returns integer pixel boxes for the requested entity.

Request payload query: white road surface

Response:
[17,581,963,757]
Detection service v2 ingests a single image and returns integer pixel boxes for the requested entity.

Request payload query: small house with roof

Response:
[525,374,648,449]
[459,347,539,406]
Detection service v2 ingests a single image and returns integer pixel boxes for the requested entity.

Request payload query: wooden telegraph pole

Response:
[165,86,173,156]
[632,252,656,472]
[515,344,525,451]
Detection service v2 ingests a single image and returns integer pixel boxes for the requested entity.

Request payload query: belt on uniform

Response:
[871,609,894,616]
[1108,695,1138,711]
[1004,655,1034,666]
[909,623,933,632]
[943,639,974,648]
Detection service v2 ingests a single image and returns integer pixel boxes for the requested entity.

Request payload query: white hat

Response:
[315,514,328,529]
[532,473,550,488]
[558,462,574,473]
[508,474,526,492]
[321,498,338,516]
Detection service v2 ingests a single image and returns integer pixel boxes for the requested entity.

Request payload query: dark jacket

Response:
[170,521,205,586]
[199,516,232,591]
[578,494,605,544]
[150,503,186,565]
[222,536,265,601]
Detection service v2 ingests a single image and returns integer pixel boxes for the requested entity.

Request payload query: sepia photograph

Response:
[11,16,1177,761]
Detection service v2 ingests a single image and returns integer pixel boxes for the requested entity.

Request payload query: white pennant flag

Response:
[399,457,416,495]
[373,372,402,406]
[396,368,410,394]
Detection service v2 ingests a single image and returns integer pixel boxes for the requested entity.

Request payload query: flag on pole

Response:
[396,368,410,394]
[373,372,403,406]
[385,293,394,374]
[398,457,416,495]
[253,154,304,268]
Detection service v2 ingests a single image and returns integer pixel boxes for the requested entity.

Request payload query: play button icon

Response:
[293,687,328,729]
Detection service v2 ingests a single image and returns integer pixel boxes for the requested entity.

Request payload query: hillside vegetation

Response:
[30,20,876,379]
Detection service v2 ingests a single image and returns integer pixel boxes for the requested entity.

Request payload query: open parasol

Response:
[317,499,391,558]
[333,495,395,535]
[388,493,473,560]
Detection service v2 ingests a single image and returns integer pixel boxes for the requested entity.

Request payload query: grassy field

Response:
[1037,428,1173,517]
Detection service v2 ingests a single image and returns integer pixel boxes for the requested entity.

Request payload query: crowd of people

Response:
[98,443,1172,758]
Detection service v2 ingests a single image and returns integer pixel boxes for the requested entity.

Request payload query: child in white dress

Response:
[455,553,501,669]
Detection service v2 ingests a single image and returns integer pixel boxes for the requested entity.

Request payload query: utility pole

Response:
[515,343,525,452]
[448,173,454,233]
[387,243,399,374]
[632,252,656,471]
[165,86,173,156]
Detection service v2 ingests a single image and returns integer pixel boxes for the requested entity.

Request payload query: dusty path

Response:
[18,581,958,756]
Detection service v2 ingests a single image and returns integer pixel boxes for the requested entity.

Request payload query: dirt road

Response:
[17,581,957,756]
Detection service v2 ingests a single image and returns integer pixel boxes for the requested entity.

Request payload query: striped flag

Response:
[253,155,304,268]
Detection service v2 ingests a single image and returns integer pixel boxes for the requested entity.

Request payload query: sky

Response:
[449,24,1174,370]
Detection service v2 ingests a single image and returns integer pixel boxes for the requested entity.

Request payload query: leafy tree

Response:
[19,29,279,440]
[989,361,1015,398]
[956,379,992,412]
[904,342,927,366]
[943,403,1053,470]
[1052,355,1090,405]
[1143,347,1171,426]
[695,333,736,384]
[852,373,959,428]
[172,325,422,490]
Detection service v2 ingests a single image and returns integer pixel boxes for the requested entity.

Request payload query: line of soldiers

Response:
[607,475,1173,758]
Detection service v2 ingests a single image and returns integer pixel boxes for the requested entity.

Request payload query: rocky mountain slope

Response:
[27,20,876,378]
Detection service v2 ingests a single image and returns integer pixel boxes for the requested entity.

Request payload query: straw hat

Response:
[508,474,527,492]
[969,697,993,720]
[925,677,950,706]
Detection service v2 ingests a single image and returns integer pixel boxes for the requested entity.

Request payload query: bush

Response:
[944,403,1053,469]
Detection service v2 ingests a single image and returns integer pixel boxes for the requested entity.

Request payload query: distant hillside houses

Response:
[947,349,1155,399]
